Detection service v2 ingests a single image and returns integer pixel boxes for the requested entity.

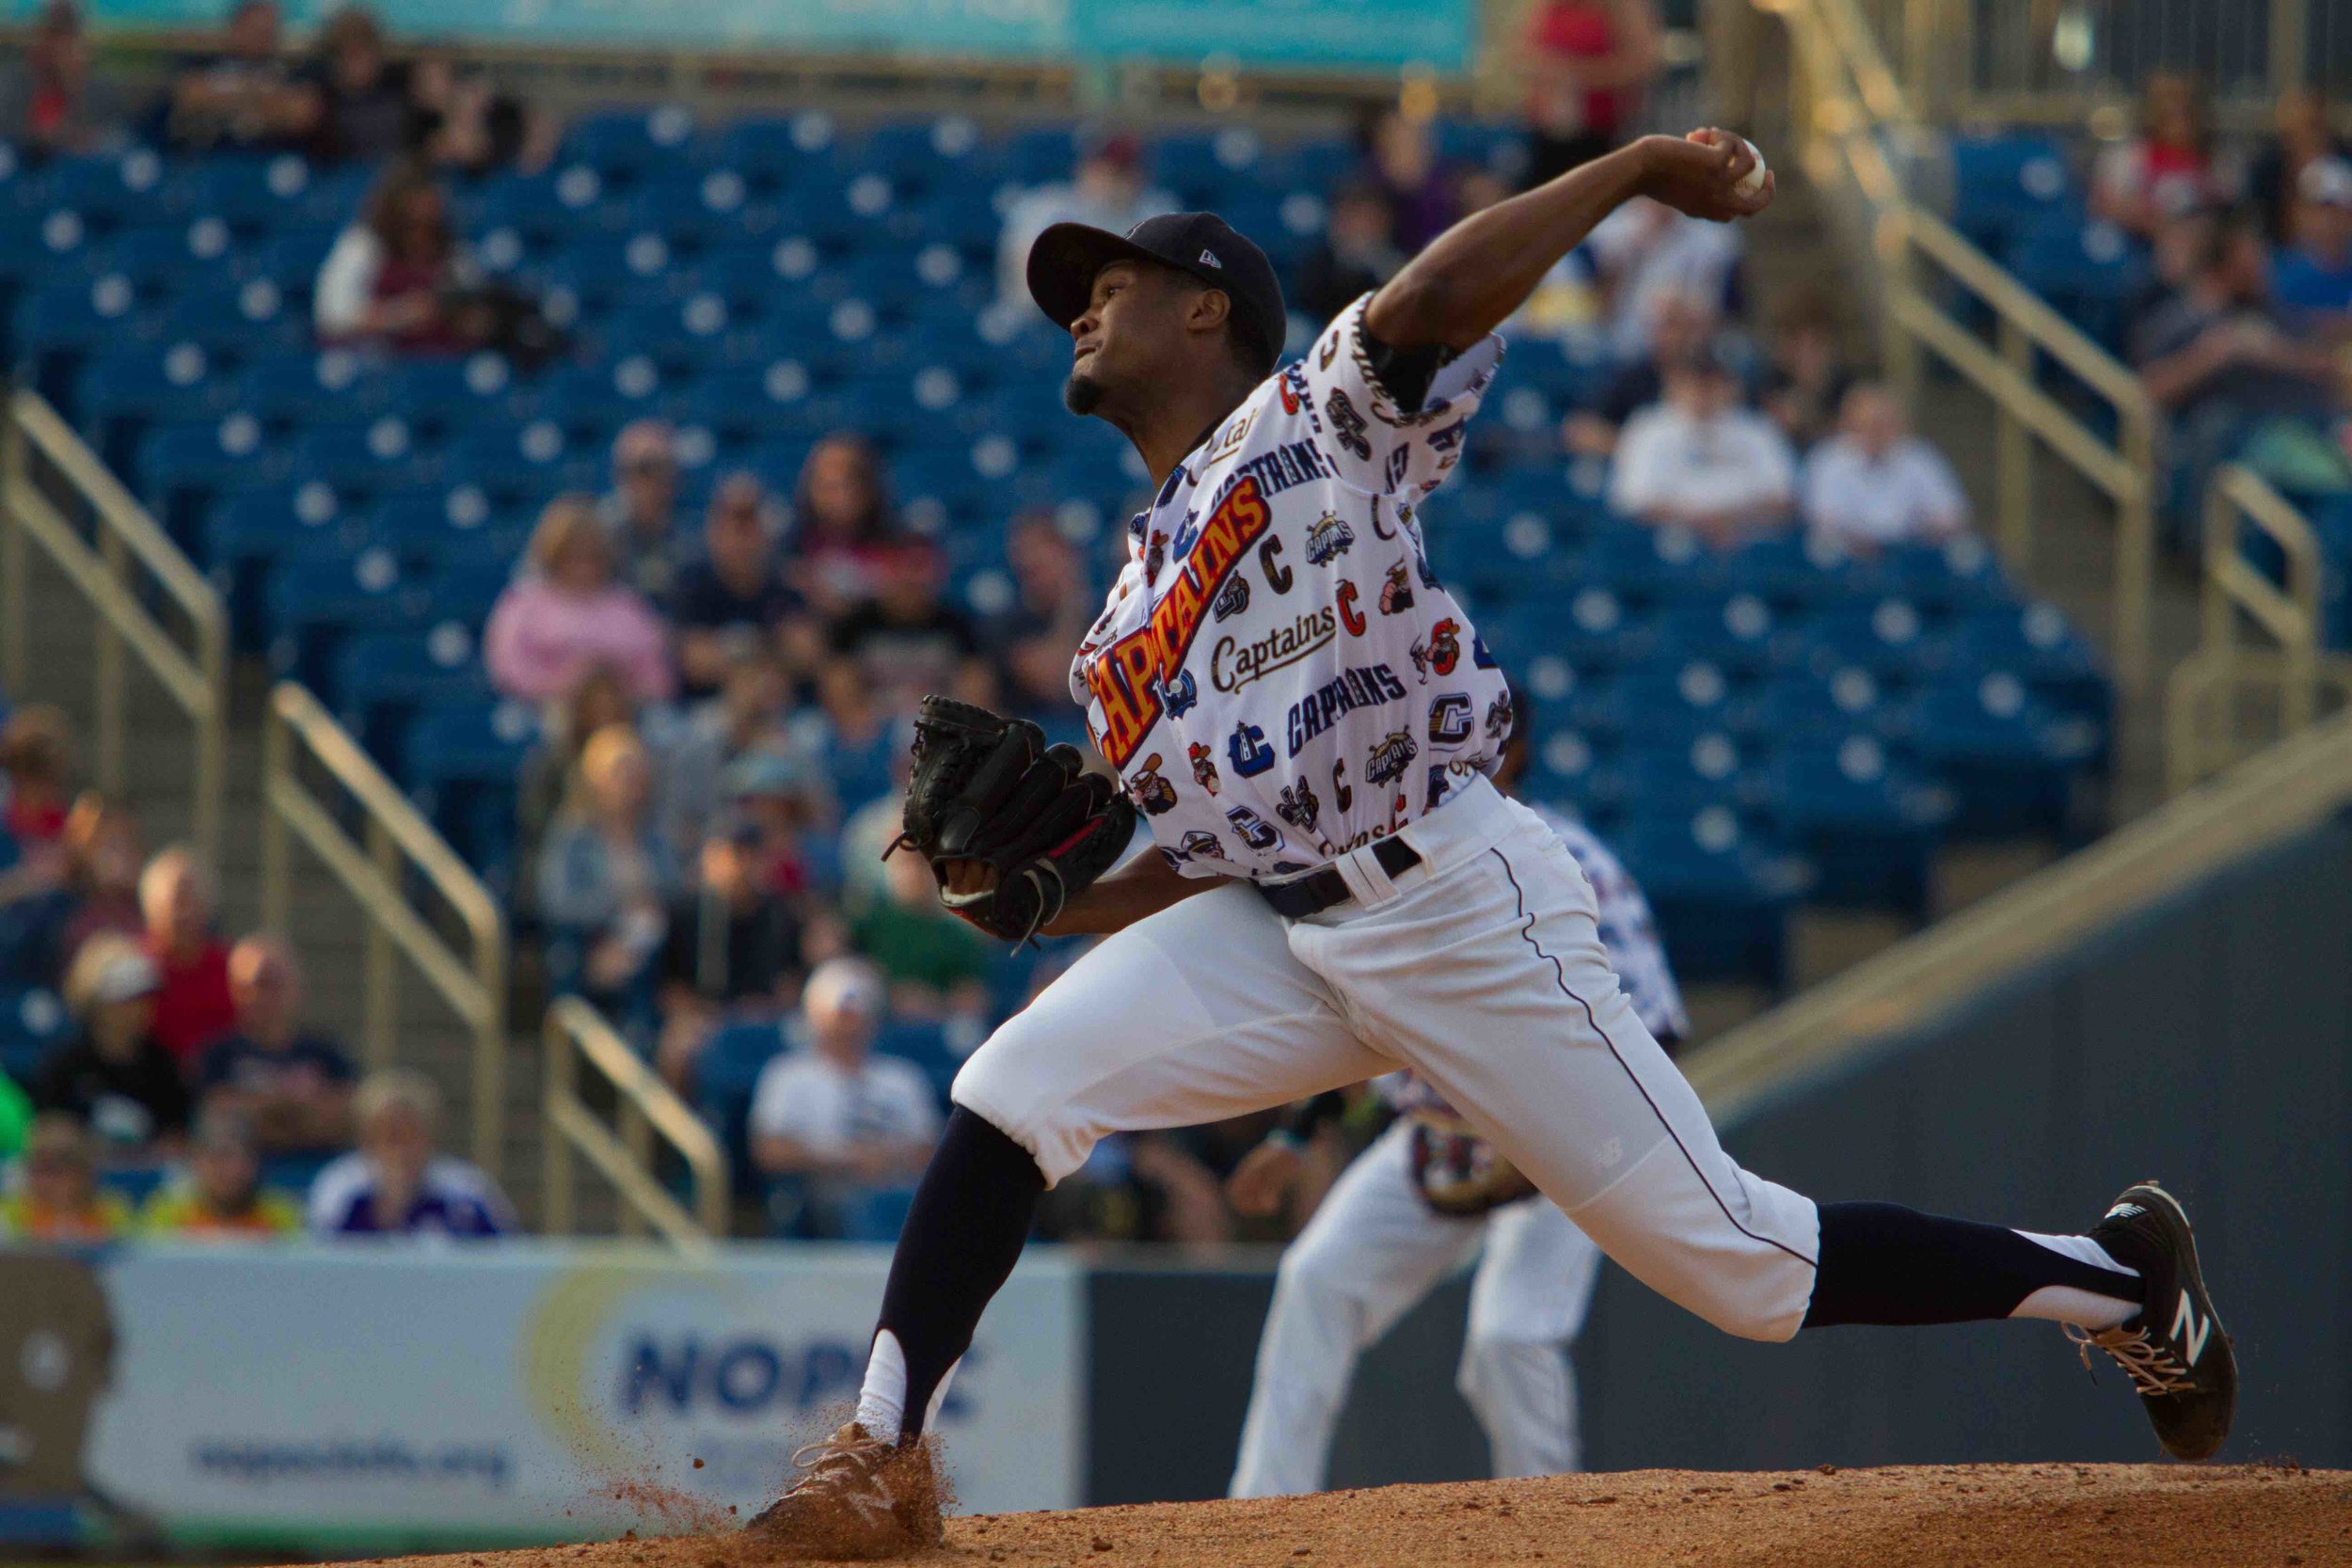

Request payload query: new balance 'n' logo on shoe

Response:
[745,1422,943,1560]
[2071,1180,2237,1462]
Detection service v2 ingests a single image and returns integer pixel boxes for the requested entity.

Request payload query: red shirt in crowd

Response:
[146,937,237,1067]
[1528,1,1637,141]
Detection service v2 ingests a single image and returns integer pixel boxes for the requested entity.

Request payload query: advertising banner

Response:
[0,1241,1084,1553]
[3,0,1475,71]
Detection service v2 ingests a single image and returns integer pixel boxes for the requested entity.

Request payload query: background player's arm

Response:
[1366,130,1772,353]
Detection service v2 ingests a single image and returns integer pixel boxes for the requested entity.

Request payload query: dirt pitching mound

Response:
[326,1462,2344,1568]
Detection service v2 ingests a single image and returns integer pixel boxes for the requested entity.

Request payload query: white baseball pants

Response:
[951,775,1822,1343]
[1226,1118,1605,1497]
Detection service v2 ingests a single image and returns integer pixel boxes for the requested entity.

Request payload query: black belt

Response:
[1255,836,1422,918]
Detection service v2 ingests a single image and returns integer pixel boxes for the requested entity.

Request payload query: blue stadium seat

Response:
[0,982,69,1083]
[1796,595,1942,681]
[137,413,287,536]
[232,348,386,426]
[1653,590,1788,675]
[1617,805,1803,986]
[330,623,494,768]
[857,116,992,191]
[564,105,699,183]
[1945,601,2110,726]
[1947,130,2076,252]
[405,697,541,792]
[73,340,233,468]
[263,544,426,687]
[1883,671,2099,840]
[1759,733,1946,913]
[999,124,1078,185]
[199,479,356,641]
[697,1015,788,1195]
[172,151,324,231]
[290,417,439,494]
[441,420,602,502]
[32,148,169,228]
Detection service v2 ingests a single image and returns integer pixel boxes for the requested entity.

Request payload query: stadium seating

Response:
[0,119,2115,998]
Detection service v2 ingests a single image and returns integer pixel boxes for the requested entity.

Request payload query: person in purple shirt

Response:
[307,1069,515,1238]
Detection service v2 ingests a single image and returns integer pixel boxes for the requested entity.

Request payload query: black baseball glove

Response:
[891,695,1137,943]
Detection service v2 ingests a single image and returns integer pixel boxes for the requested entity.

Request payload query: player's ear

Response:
[1187,284,1233,341]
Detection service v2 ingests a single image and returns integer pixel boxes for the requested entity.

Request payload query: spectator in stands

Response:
[2094,71,2233,240]
[314,159,477,351]
[10,1,104,161]
[1520,0,1661,187]
[671,472,809,701]
[305,6,412,163]
[138,847,234,1069]
[986,514,1095,724]
[996,132,1174,305]
[723,751,836,902]
[1296,181,1407,326]
[139,1106,301,1238]
[2250,87,2351,245]
[195,937,355,1160]
[0,1113,128,1240]
[310,1069,515,1238]
[538,723,679,1024]
[797,657,904,818]
[852,847,991,1024]
[788,435,902,613]
[664,654,799,853]
[405,45,551,178]
[163,0,316,153]
[601,420,684,604]
[486,496,675,705]
[35,936,188,1154]
[2123,199,2221,356]
[2273,158,2352,325]
[1760,284,1858,451]
[1355,104,1461,254]
[832,541,988,714]
[1609,347,1796,547]
[654,816,809,1090]
[1563,286,1722,456]
[1,705,72,848]
[1584,194,1744,356]
[0,1062,30,1160]
[517,664,638,900]
[1800,382,1970,554]
[40,799,143,968]
[748,958,940,1235]
[2132,214,2341,501]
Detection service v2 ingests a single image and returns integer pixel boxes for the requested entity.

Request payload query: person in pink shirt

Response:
[485,494,675,705]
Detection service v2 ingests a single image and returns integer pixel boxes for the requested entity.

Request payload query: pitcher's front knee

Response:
[948,1014,1097,1188]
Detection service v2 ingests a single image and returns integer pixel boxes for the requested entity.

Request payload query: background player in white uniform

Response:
[1225,698,1684,1495]
[752,131,2233,1560]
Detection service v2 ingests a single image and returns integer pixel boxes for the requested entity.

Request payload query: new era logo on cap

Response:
[1199,248,1223,268]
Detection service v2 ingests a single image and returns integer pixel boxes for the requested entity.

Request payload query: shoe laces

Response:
[2066,1323,2198,1397]
[785,1431,891,1495]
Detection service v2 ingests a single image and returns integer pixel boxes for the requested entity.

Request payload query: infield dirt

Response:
[323,1461,2344,1567]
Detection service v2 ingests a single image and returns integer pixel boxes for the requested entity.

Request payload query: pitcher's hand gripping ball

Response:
[894,695,1137,942]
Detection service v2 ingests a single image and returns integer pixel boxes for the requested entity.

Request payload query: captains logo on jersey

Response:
[1229,721,1276,777]
[1484,690,1514,742]
[1275,778,1320,833]
[1428,691,1474,745]
[1225,804,1281,851]
[1178,829,1227,861]
[1424,762,1454,812]
[1169,508,1201,559]
[1427,617,1461,674]
[1306,511,1354,564]
[1378,560,1415,615]
[1144,529,1169,578]
[1324,388,1372,460]
[1126,753,1178,816]
[1153,666,1199,719]
[1471,631,1500,669]
[1083,475,1273,768]
[1335,579,1367,636]
[1258,535,1293,593]
[1212,573,1250,622]
[1365,728,1420,786]
[1187,742,1220,794]
[1330,758,1354,813]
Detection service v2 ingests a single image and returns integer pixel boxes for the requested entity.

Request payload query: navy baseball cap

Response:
[1026,212,1286,374]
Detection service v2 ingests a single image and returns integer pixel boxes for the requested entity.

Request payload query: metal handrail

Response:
[0,390,228,863]
[259,682,508,1173]
[1688,701,2352,1125]
[542,996,728,1248]
[1776,0,2160,691]
[2162,466,2351,793]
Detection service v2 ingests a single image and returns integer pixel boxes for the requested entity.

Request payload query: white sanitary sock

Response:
[2010,1231,2140,1329]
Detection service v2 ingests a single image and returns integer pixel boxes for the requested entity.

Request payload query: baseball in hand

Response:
[1735,138,1770,199]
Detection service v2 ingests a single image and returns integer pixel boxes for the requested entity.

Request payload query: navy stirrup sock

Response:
[1804,1201,2144,1328]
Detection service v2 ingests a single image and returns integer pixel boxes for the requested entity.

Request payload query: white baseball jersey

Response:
[1070,293,1510,880]
[1375,804,1688,1117]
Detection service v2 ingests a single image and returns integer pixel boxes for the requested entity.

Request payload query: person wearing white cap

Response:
[32,934,190,1152]
[2273,156,2352,320]
[747,957,941,1237]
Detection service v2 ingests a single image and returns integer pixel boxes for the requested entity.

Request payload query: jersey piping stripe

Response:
[1486,847,1820,1272]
